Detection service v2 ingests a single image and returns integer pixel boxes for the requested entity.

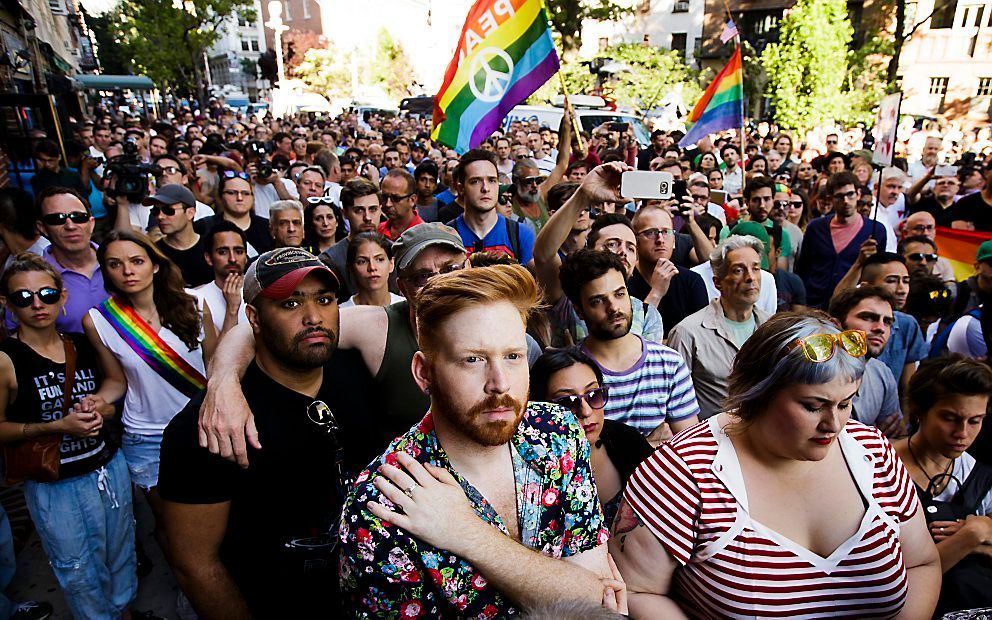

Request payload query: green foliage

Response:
[840,37,891,126]
[293,46,352,99]
[545,0,632,56]
[239,58,257,79]
[85,12,128,75]
[110,0,255,96]
[371,29,416,101]
[739,41,767,120]
[528,43,700,112]
[760,0,853,131]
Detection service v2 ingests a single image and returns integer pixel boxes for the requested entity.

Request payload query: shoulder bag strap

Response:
[60,334,77,418]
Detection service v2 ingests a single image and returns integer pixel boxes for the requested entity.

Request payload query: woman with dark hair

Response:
[83,230,212,528]
[530,347,653,525]
[0,253,136,617]
[340,232,403,308]
[694,152,718,175]
[894,356,992,616]
[610,312,940,618]
[785,187,811,230]
[744,154,767,175]
[303,198,346,255]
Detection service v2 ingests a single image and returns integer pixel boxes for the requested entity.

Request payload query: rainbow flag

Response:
[935,226,992,281]
[679,47,744,148]
[431,0,560,153]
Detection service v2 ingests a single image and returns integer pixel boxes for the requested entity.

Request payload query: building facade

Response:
[1,0,96,93]
[206,0,268,98]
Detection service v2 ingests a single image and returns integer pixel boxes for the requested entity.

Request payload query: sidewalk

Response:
[6,490,180,619]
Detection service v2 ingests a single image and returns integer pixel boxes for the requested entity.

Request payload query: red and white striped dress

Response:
[625,417,920,619]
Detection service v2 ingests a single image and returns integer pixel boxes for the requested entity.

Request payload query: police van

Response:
[502,95,651,147]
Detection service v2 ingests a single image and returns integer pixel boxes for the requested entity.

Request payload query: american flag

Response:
[720,19,739,43]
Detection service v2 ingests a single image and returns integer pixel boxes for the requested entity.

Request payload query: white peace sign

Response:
[468,47,515,102]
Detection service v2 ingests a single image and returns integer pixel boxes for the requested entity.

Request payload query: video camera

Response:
[103,139,160,203]
[247,140,273,178]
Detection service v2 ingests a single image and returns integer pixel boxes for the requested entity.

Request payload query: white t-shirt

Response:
[3,236,51,273]
[691,262,779,316]
[252,178,297,219]
[933,451,992,516]
[339,292,405,309]
[192,280,247,332]
[88,305,206,435]
[947,313,987,359]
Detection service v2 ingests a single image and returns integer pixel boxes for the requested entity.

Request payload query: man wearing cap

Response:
[197,222,544,468]
[950,240,992,316]
[150,184,213,287]
[159,247,380,618]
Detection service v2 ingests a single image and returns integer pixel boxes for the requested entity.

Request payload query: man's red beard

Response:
[431,389,528,447]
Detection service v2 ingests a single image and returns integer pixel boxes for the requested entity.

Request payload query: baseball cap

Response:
[143,184,195,209]
[729,222,770,270]
[977,240,992,264]
[243,247,339,305]
[392,223,465,271]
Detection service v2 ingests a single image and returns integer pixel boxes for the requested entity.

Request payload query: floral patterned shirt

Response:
[338,401,608,619]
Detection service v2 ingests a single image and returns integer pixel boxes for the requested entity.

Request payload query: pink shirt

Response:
[829,215,864,254]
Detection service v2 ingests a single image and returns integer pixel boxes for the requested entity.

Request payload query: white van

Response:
[502,96,651,147]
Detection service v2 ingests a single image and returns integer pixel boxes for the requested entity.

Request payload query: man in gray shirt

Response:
[828,285,904,438]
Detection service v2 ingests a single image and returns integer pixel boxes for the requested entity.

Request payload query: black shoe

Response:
[11,601,53,620]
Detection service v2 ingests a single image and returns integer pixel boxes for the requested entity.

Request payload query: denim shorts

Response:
[23,451,137,619]
[120,431,164,490]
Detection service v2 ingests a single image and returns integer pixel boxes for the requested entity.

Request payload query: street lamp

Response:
[265,0,288,84]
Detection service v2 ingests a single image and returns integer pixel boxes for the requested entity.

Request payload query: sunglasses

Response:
[307,400,340,434]
[907,252,938,263]
[774,200,791,210]
[307,196,337,206]
[551,387,610,414]
[832,190,858,201]
[928,289,951,300]
[151,204,190,217]
[382,192,414,204]
[781,330,867,363]
[519,175,543,186]
[41,211,92,226]
[6,286,60,308]
[222,171,251,181]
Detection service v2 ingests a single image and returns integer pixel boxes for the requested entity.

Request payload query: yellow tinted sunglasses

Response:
[782,330,867,363]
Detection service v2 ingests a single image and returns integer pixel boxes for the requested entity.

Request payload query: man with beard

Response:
[507,109,571,234]
[560,249,700,445]
[667,236,770,420]
[192,221,249,340]
[828,286,905,437]
[338,264,624,618]
[159,247,378,617]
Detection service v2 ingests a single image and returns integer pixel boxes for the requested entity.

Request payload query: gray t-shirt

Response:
[851,357,902,428]
[321,237,356,301]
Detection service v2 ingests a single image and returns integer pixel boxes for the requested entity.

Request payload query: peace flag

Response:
[431,0,560,153]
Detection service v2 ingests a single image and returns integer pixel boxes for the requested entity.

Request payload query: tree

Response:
[529,43,701,113]
[85,12,129,75]
[760,0,853,131]
[282,30,324,76]
[293,46,352,99]
[545,0,631,58]
[110,0,255,106]
[371,29,416,101]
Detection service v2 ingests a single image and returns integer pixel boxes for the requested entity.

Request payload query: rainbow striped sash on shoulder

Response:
[96,297,206,398]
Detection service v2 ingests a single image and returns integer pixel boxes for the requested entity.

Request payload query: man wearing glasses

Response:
[159,247,379,617]
[899,235,942,281]
[795,170,891,308]
[378,169,425,241]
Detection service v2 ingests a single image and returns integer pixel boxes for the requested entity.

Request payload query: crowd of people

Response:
[0,99,989,619]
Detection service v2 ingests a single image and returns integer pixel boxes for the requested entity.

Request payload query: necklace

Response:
[907,433,954,495]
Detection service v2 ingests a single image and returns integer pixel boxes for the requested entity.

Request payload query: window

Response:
[930,0,958,28]
[671,32,687,56]
[238,16,247,26]
[283,0,292,20]
[962,3,985,26]
[694,36,702,57]
[251,39,259,51]
[979,77,992,95]
[302,0,310,19]
[241,39,250,51]
[930,76,949,95]
[48,0,66,14]
[673,0,689,12]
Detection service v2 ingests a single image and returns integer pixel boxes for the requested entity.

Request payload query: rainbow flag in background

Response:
[679,47,744,148]
[935,226,992,281]
[431,0,560,153]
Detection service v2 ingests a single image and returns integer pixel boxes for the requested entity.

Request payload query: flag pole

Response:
[558,71,585,153]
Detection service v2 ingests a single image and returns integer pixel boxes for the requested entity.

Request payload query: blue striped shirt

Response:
[583,337,700,435]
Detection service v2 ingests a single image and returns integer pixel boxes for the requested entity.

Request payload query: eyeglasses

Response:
[907,252,938,263]
[222,171,251,181]
[928,289,951,300]
[781,330,867,363]
[636,227,675,241]
[41,211,92,226]
[307,400,340,435]
[6,287,60,308]
[909,224,936,234]
[832,190,858,201]
[156,166,182,177]
[551,387,610,414]
[222,189,252,199]
[401,260,466,288]
[307,196,337,206]
[382,192,414,204]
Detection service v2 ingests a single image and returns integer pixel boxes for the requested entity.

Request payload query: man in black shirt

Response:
[158,247,378,617]
[30,139,87,197]
[148,184,213,286]
[944,162,992,231]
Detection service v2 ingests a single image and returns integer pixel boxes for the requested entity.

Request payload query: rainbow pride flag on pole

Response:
[431,0,560,153]
[935,226,992,281]
[679,47,744,148]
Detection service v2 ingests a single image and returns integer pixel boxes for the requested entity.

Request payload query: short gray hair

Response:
[512,158,540,180]
[269,199,303,217]
[709,235,765,279]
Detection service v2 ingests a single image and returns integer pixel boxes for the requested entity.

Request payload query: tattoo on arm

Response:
[612,500,643,536]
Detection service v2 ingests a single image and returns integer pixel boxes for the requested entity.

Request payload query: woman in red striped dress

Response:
[609,312,940,619]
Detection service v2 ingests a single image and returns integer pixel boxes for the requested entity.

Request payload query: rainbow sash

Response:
[96,297,206,398]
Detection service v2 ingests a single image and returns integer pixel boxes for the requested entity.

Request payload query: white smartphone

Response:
[620,171,674,199]
[935,165,958,177]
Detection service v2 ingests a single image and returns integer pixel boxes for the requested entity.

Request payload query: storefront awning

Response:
[75,74,155,90]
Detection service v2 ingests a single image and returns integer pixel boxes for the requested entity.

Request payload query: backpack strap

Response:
[951,460,992,514]
[505,217,522,262]
[980,305,992,358]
